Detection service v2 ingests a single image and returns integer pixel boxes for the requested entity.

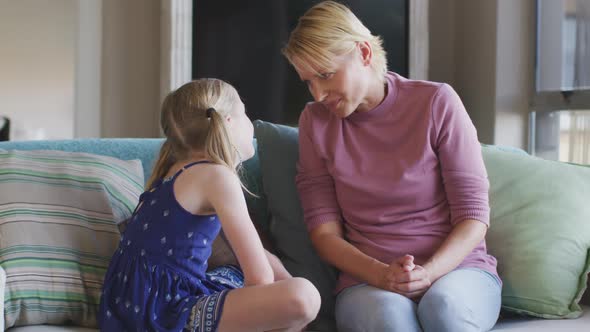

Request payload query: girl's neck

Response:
[185,151,208,162]
[165,153,210,178]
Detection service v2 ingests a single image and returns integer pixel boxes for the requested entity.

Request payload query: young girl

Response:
[99,79,321,332]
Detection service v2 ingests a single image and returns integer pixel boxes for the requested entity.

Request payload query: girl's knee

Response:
[283,277,321,323]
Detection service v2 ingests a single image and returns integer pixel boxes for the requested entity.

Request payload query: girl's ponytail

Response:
[205,107,236,171]
[146,140,176,190]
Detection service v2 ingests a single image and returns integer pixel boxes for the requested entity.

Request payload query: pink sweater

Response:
[296,72,498,293]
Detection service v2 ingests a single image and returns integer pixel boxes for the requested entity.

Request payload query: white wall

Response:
[4,1,536,144]
[428,0,457,87]
[428,0,535,149]
[0,0,161,141]
[0,0,76,140]
[494,0,535,148]
[429,0,498,144]
[101,0,161,138]
[75,0,102,138]
[453,0,498,145]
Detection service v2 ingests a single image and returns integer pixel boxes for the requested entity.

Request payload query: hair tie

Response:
[206,107,216,118]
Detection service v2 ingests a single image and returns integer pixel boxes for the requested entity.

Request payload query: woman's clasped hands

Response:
[379,254,432,299]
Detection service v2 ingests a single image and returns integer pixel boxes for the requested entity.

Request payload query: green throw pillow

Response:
[254,120,338,332]
[483,145,590,318]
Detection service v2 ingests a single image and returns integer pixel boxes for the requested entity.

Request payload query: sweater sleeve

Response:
[431,84,490,226]
[295,107,342,231]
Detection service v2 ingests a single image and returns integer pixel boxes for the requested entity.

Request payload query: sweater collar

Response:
[346,72,397,122]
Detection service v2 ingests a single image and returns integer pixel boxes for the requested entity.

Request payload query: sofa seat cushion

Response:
[253,120,338,331]
[492,305,590,331]
[8,326,98,332]
[6,306,589,332]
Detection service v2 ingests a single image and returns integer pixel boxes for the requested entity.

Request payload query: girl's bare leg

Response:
[217,277,321,332]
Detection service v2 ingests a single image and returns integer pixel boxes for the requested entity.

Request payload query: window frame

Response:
[529,0,590,154]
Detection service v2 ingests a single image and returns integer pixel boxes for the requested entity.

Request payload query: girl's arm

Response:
[206,165,274,286]
[253,222,292,281]
[265,249,292,281]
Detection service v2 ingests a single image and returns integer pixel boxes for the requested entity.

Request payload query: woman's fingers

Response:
[388,265,432,297]
[396,254,415,271]
[394,278,430,293]
[392,265,427,283]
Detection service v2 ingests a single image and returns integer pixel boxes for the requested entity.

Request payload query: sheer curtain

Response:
[567,112,590,164]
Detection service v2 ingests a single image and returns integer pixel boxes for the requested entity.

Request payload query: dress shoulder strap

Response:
[168,160,212,181]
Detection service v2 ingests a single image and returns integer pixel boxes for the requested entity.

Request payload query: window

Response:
[531,0,590,164]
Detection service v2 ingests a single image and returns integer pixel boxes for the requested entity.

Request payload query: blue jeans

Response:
[335,268,502,332]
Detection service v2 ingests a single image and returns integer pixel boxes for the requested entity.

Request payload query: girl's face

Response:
[227,102,255,163]
[293,42,381,118]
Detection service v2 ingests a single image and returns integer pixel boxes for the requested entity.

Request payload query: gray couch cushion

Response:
[254,120,338,331]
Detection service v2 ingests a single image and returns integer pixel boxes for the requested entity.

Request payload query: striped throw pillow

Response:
[0,150,143,328]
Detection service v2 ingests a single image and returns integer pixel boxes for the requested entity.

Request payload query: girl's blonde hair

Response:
[146,78,242,190]
[282,1,387,80]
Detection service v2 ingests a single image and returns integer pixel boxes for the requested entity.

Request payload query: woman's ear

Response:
[358,41,373,67]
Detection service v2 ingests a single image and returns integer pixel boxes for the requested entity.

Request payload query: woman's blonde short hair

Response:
[282,1,387,79]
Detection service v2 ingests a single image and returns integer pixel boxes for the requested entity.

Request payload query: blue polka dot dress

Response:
[99,161,244,332]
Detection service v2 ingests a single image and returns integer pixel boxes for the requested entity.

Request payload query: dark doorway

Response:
[193,0,408,125]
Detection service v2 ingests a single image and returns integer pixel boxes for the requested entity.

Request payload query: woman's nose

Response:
[309,82,327,102]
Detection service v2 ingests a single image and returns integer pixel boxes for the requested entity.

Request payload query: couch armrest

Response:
[0,265,5,331]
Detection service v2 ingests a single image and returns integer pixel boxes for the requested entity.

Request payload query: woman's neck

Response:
[357,74,387,113]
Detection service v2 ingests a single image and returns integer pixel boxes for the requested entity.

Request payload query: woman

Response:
[282,1,502,331]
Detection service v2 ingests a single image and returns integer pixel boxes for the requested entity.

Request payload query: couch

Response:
[0,130,589,331]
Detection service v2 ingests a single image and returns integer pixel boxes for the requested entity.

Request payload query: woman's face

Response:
[227,102,255,163]
[293,42,377,118]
